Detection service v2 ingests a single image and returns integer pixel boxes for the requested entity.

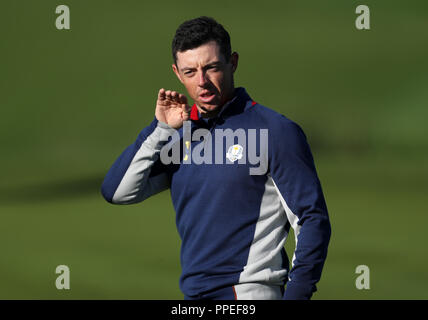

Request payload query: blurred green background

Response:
[1,0,427,299]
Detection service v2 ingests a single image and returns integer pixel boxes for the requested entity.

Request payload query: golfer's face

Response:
[173,41,236,117]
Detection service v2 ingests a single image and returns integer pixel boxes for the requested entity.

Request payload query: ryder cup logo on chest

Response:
[226,144,243,162]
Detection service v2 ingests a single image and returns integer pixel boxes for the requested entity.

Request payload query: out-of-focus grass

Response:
[314,153,428,299]
[0,190,182,299]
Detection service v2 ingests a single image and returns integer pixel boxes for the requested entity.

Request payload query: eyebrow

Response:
[180,61,222,72]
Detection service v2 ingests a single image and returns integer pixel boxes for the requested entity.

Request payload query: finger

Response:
[171,91,178,102]
[179,93,188,105]
[165,90,172,100]
[183,103,191,114]
[158,88,166,100]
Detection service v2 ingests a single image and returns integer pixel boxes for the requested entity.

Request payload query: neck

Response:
[200,106,222,119]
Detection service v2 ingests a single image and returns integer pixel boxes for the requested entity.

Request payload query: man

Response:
[101,16,331,300]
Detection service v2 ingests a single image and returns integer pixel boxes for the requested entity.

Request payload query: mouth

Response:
[199,90,216,103]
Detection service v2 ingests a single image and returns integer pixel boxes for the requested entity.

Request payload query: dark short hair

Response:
[172,16,232,65]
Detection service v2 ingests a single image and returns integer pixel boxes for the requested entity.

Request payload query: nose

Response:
[198,70,208,87]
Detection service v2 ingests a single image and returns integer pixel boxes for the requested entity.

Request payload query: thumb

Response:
[182,104,190,121]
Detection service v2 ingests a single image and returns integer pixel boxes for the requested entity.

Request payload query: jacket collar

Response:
[190,87,253,122]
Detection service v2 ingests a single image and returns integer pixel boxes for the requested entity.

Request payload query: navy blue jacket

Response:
[101,87,331,299]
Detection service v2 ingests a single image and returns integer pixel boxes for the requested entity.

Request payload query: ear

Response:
[172,63,184,84]
[230,52,239,73]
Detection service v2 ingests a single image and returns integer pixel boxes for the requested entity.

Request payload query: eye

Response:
[184,70,195,76]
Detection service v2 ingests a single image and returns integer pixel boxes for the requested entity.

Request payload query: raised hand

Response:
[155,88,191,129]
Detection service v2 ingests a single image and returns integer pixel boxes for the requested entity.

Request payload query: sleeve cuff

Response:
[142,120,177,150]
[283,281,316,300]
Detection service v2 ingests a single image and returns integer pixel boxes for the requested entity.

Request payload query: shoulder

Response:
[249,103,307,142]
[249,104,316,171]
